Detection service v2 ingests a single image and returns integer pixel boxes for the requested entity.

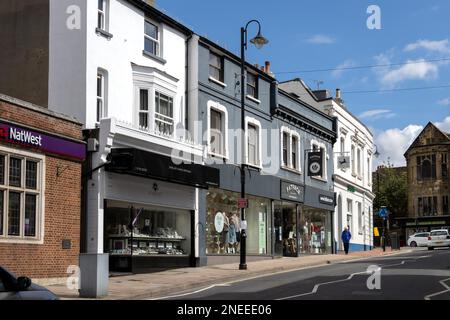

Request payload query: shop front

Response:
[205,188,272,258]
[275,181,334,256]
[104,148,219,273]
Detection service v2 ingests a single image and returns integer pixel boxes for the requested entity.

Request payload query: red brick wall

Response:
[0,98,83,279]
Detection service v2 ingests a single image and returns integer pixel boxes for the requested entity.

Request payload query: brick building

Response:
[397,122,450,238]
[0,93,85,283]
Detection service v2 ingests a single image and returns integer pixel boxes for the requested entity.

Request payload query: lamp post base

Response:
[239,264,247,270]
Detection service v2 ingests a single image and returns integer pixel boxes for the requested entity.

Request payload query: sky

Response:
[157,0,450,167]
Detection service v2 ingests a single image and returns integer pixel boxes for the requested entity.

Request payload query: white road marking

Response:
[424,278,450,300]
[277,261,406,300]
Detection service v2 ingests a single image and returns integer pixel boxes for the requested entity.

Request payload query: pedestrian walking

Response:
[341,226,352,255]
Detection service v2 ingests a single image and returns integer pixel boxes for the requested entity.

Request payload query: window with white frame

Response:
[282,131,289,167]
[97,0,108,31]
[351,144,356,175]
[209,52,224,82]
[347,199,353,231]
[0,151,43,241]
[357,148,362,177]
[292,135,299,171]
[208,103,228,158]
[246,73,258,99]
[246,118,261,167]
[139,89,150,129]
[96,70,107,122]
[357,202,362,234]
[281,128,300,172]
[340,137,345,154]
[155,91,174,135]
[367,157,371,184]
[144,20,160,57]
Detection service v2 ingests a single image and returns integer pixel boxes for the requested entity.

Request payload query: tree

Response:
[373,159,408,221]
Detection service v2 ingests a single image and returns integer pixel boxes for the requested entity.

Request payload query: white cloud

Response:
[380,59,439,86]
[404,39,450,54]
[438,98,450,106]
[435,116,450,132]
[359,109,396,120]
[306,34,335,44]
[374,125,424,167]
[331,60,356,78]
[374,117,450,168]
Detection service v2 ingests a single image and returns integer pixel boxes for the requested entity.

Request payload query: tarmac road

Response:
[159,248,450,300]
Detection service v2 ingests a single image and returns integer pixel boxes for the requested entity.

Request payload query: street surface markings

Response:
[277,260,406,300]
[424,278,450,300]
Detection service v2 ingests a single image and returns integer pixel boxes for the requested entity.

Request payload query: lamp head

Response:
[250,31,269,49]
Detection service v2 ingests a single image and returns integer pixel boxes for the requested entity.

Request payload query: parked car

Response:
[407,232,430,247]
[427,229,450,250]
[0,267,58,300]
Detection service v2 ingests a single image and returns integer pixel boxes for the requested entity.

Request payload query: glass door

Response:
[282,202,297,256]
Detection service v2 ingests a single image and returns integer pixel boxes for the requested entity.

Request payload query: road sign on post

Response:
[379,207,388,218]
[379,206,388,252]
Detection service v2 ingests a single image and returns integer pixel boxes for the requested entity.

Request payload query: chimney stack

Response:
[144,0,156,6]
[265,61,271,74]
[336,88,341,99]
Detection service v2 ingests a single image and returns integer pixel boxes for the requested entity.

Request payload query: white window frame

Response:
[144,18,161,57]
[96,69,108,123]
[347,199,353,231]
[245,117,262,169]
[138,88,150,129]
[280,126,301,173]
[97,0,109,31]
[357,202,362,234]
[207,101,229,159]
[310,139,328,181]
[0,146,45,244]
[351,144,356,176]
[357,148,362,178]
[154,91,174,136]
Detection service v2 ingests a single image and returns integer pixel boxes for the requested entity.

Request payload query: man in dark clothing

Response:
[341,226,352,255]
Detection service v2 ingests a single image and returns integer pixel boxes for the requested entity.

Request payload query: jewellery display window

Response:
[104,200,191,257]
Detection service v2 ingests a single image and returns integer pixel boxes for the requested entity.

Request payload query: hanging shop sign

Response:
[0,120,85,160]
[337,156,350,170]
[280,181,304,203]
[307,151,323,177]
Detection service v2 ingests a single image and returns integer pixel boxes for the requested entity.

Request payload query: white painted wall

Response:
[49,0,187,132]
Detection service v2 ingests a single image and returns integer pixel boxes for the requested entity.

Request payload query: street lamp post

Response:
[239,20,268,270]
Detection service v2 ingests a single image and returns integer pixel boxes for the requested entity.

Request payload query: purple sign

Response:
[0,121,86,160]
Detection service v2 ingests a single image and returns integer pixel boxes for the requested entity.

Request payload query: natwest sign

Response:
[0,121,85,160]
[8,127,43,147]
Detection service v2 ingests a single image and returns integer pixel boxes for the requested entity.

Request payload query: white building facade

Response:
[46,0,219,296]
[279,80,375,252]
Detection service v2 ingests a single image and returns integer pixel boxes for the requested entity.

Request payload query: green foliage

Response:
[373,159,408,218]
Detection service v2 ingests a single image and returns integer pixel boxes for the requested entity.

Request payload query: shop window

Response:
[209,52,224,83]
[0,150,43,242]
[299,206,332,254]
[443,196,449,215]
[104,201,191,258]
[144,20,160,57]
[208,102,228,158]
[347,199,353,231]
[155,91,174,136]
[357,202,362,234]
[205,189,271,255]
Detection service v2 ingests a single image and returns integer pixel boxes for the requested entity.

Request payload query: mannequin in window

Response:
[230,212,240,253]
[221,212,230,254]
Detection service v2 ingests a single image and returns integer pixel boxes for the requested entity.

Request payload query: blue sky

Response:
[158,0,450,166]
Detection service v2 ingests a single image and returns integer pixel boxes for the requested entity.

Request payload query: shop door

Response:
[274,202,283,256]
[282,203,298,257]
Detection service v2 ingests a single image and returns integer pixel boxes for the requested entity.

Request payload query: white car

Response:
[407,232,430,247]
[427,229,450,250]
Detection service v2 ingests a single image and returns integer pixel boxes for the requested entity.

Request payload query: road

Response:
[159,248,450,300]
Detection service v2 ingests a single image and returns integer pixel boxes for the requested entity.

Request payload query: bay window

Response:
[155,91,174,135]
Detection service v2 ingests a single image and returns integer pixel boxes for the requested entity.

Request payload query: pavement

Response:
[46,247,411,300]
